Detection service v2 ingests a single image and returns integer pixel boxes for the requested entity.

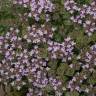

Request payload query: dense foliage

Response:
[0,0,96,96]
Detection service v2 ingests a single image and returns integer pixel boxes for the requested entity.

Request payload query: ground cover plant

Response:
[0,0,96,96]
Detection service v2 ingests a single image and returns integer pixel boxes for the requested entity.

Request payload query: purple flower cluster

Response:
[0,26,64,95]
[27,77,62,96]
[67,44,96,95]
[47,37,75,61]
[24,25,53,43]
[13,0,54,21]
[82,44,96,71]
[64,0,96,36]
